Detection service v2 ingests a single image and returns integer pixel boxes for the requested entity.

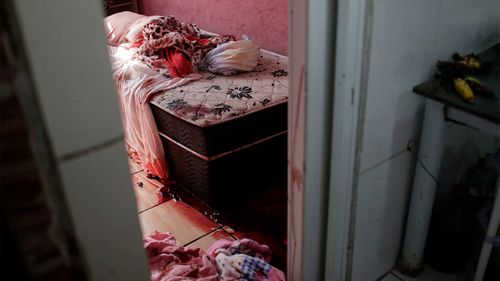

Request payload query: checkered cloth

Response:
[209,239,285,280]
[241,255,272,280]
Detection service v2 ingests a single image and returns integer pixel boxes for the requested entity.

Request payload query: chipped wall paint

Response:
[138,0,288,55]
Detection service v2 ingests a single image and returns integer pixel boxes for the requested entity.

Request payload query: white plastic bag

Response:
[202,39,260,75]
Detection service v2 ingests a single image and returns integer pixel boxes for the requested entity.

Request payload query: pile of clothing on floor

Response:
[144,231,285,281]
[104,12,261,181]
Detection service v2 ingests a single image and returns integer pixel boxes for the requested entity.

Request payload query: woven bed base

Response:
[161,132,287,207]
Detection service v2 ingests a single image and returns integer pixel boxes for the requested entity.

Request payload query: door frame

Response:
[323,0,368,280]
[288,0,366,280]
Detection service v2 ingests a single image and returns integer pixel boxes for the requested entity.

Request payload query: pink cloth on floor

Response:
[144,231,219,281]
[207,239,272,263]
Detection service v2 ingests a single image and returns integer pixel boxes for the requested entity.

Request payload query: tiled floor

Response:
[128,158,235,249]
[127,157,288,270]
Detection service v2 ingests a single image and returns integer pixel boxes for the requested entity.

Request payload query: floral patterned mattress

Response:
[150,50,288,128]
[150,49,288,158]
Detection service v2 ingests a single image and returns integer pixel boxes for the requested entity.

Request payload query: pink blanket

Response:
[109,15,256,180]
[110,44,201,179]
[110,17,234,180]
[144,231,219,280]
[143,232,286,281]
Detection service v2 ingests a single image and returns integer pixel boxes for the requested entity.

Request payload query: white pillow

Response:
[104,11,146,45]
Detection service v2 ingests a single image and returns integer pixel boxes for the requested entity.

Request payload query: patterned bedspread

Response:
[150,50,288,127]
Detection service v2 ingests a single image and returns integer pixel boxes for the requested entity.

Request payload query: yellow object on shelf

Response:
[453,78,475,102]
[454,53,482,70]
[464,76,481,86]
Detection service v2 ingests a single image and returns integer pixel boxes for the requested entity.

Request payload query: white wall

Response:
[13,0,150,280]
[352,0,500,280]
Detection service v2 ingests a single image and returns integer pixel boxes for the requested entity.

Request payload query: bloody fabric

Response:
[110,15,236,180]
[207,239,286,281]
[165,50,192,78]
[143,232,285,281]
[130,35,144,49]
[207,239,272,263]
[137,16,235,77]
[111,15,258,180]
[110,44,201,180]
[144,231,219,281]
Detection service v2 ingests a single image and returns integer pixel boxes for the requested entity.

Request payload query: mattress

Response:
[150,49,288,205]
[150,49,288,158]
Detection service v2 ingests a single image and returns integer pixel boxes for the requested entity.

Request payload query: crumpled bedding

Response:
[110,44,201,179]
[206,239,272,262]
[135,16,235,78]
[144,232,286,281]
[109,15,260,180]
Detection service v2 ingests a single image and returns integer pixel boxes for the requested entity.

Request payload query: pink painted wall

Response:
[138,0,288,55]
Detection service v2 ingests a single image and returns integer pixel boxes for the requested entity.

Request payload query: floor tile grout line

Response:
[134,182,238,244]
[182,225,225,247]
[223,228,238,240]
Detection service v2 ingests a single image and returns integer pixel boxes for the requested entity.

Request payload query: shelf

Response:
[412,43,500,124]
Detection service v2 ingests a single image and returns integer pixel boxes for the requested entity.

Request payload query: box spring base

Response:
[161,132,287,208]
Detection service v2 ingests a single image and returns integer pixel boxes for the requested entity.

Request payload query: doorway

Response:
[6,0,354,280]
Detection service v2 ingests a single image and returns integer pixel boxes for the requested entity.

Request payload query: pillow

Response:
[104,11,146,45]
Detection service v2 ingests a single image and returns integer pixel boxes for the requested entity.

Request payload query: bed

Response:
[150,50,288,206]
[106,11,288,207]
